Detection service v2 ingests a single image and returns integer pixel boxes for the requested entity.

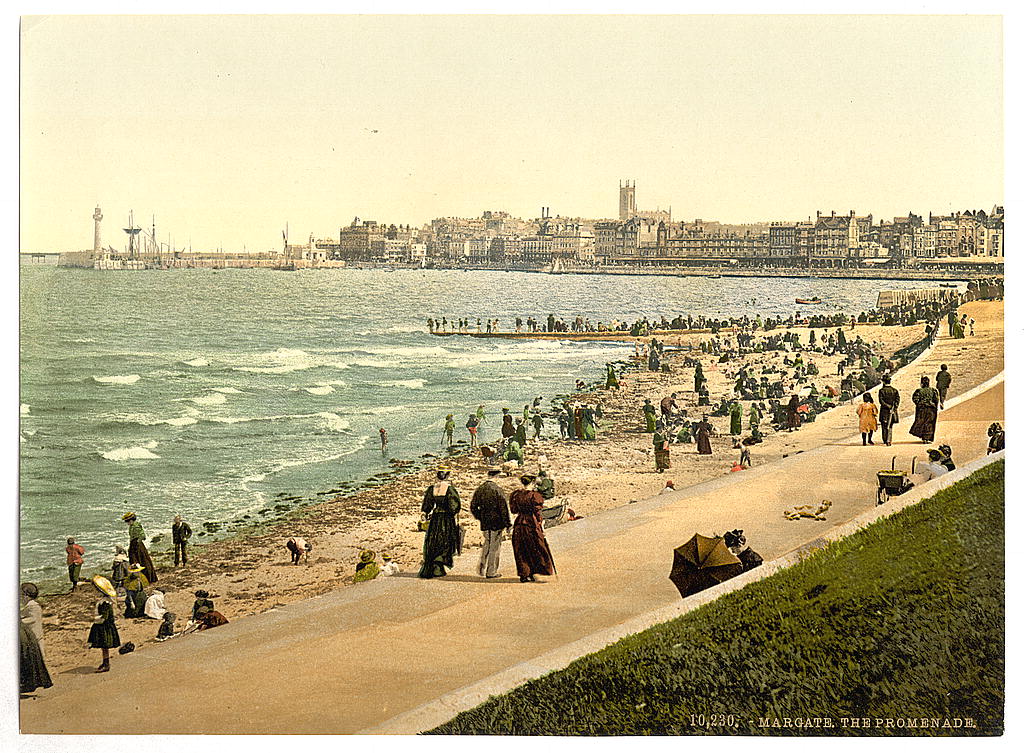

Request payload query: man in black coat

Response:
[470,470,511,579]
[172,515,193,567]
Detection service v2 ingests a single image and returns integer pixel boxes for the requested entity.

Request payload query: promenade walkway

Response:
[21,311,1003,734]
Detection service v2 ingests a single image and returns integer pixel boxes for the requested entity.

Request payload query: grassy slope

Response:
[430,461,1005,736]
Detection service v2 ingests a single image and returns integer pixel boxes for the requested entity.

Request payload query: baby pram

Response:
[541,499,568,528]
[876,455,916,506]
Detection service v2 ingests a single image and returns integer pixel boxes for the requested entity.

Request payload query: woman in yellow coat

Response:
[857,393,879,446]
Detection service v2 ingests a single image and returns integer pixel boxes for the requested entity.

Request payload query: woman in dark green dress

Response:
[20,621,51,693]
[418,470,462,578]
[88,597,121,672]
[729,402,743,435]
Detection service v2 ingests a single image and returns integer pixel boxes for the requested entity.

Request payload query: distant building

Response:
[618,180,671,223]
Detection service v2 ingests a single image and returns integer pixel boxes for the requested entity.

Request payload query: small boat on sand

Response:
[795,297,822,305]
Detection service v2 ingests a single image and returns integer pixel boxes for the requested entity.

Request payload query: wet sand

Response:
[30,301,1003,677]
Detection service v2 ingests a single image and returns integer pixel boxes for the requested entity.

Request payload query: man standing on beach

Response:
[172,515,192,567]
[65,537,84,591]
[935,364,952,409]
[470,469,511,579]
[379,427,389,452]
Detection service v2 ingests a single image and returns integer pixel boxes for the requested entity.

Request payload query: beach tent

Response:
[669,534,743,597]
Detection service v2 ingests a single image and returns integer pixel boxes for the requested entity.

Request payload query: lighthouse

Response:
[92,206,103,254]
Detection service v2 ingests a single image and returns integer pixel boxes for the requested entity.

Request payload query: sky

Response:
[19,14,1004,253]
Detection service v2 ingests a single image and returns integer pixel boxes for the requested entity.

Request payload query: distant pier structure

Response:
[93,206,103,254]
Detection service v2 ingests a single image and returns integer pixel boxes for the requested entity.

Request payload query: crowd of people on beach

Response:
[21,278,1003,695]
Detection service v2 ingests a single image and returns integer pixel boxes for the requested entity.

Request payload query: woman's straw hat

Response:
[128,564,144,573]
[91,575,117,599]
[359,549,376,563]
[122,511,136,521]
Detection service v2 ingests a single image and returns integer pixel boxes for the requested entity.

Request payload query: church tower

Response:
[619,180,636,220]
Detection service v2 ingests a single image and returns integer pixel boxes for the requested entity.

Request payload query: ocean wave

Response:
[191,392,228,406]
[304,385,335,395]
[93,374,141,385]
[165,416,199,427]
[20,403,29,415]
[232,347,317,374]
[183,358,209,367]
[316,412,350,432]
[102,441,159,461]
[108,413,199,427]
[211,386,243,394]
[384,378,426,389]
[70,337,96,343]
[385,324,424,333]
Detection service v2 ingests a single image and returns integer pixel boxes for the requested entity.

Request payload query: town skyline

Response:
[20,15,1002,253]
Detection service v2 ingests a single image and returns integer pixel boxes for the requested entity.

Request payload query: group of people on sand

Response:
[417,468,556,584]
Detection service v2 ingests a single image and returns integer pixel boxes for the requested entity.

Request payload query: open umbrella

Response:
[669,533,743,597]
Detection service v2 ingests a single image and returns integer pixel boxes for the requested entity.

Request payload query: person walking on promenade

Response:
[470,469,511,579]
[123,564,149,618]
[857,393,879,445]
[442,414,455,448]
[172,515,192,567]
[910,375,940,443]
[878,375,901,447]
[509,475,556,583]
[122,512,157,584]
[88,584,120,673]
[466,413,480,448]
[935,364,952,409]
[20,583,51,694]
[653,421,672,472]
[418,469,462,579]
[21,583,45,661]
[947,309,957,337]
[65,537,84,591]
[695,415,714,455]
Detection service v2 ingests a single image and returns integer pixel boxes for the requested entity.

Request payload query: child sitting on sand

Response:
[380,554,400,576]
[353,550,380,582]
[156,612,177,641]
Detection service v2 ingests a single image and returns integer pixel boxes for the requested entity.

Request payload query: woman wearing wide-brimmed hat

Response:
[418,469,461,578]
[122,512,158,584]
[20,582,52,693]
[509,474,556,583]
[87,576,121,673]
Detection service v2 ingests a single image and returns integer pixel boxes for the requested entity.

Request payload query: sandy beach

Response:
[28,300,1003,678]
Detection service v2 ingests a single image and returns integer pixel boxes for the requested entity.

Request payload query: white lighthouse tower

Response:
[92,205,103,255]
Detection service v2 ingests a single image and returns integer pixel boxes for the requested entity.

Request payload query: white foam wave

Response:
[183,358,209,367]
[102,441,159,461]
[385,379,426,389]
[385,324,424,333]
[241,472,267,483]
[212,386,243,394]
[232,347,316,374]
[191,392,228,406]
[94,374,141,385]
[359,404,412,416]
[304,385,335,395]
[165,416,199,427]
[316,412,350,432]
[20,403,29,415]
[70,337,96,343]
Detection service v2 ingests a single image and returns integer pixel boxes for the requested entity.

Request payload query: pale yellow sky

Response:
[19,14,1003,253]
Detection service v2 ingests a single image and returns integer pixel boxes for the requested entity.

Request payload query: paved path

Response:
[20,323,1004,734]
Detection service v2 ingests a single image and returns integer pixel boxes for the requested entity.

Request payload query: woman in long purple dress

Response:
[509,475,556,583]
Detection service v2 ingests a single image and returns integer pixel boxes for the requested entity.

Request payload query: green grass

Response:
[429,461,1004,736]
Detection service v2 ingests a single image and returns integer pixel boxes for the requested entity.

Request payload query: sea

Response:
[19,266,952,585]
